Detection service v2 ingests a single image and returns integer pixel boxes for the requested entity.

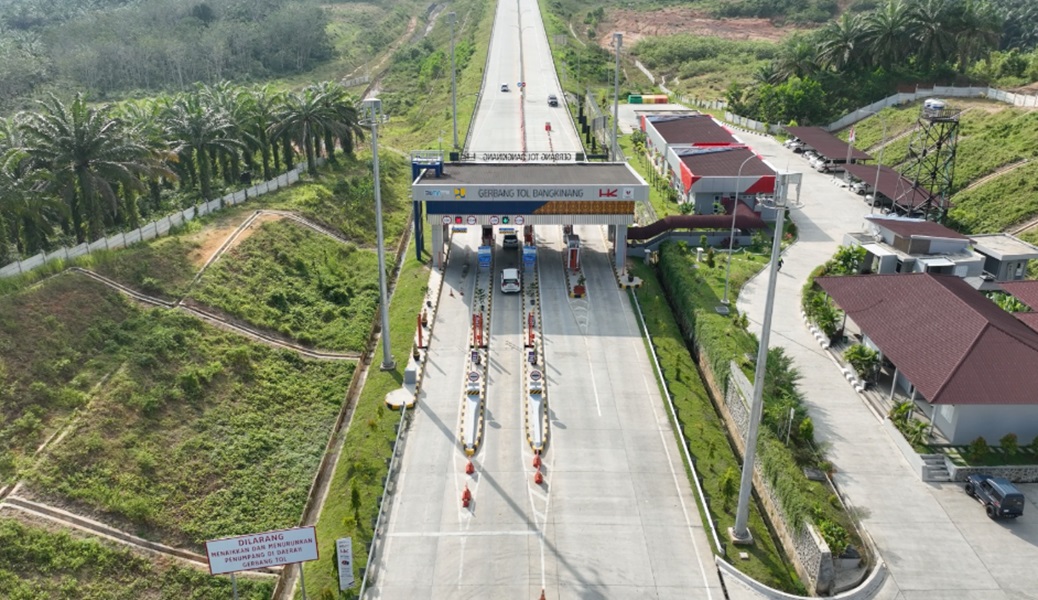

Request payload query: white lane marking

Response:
[581,335,603,418]
[389,530,537,538]
[617,277,715,599]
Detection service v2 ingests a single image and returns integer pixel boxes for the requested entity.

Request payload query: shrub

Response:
[1000,433,1019,456]
[968,436,990,461]
[843,344,879,380]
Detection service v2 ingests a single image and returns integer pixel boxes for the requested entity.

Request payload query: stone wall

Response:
[947,462,1038,483]
[719,362,835,594]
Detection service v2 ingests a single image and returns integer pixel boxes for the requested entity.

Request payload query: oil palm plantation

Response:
[17,93,158,243]
[161,93,244,200]
[863,0,914,71]
[270,85,359,177]
[817,12,866,72]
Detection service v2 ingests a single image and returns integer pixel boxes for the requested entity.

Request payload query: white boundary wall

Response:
[671,86,1038,136]
[1,162,315,278]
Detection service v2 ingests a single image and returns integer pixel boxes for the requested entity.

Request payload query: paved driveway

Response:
[731,128,1038,599]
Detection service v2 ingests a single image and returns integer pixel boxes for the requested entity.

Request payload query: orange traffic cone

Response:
[465,460,475,475]
[462,485,472,508]
[534,469,543,485]
[532,454,541,469]
[539,589,546,600]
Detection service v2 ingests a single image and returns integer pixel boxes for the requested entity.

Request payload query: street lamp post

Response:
[612,32,622,162]
[448,12,458,150]
[731,172,801,544]
[871,116,888,215]
[721,154,757,306]
[362,98,395,371]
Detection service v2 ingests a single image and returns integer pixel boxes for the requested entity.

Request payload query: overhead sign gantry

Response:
[411,159,649,270]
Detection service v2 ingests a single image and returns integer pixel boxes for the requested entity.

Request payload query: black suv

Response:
[965,473,1025,519]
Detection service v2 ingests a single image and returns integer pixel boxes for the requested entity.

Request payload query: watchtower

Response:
[901,98,960,223]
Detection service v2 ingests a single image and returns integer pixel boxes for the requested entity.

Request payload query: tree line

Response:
[0,0,332,114]
[0,81,365,263]
[727,0,1030,125]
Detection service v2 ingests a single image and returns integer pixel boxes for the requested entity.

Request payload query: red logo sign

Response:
[598,188,618,198]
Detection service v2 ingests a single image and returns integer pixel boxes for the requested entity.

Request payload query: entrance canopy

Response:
[412,162,648,225]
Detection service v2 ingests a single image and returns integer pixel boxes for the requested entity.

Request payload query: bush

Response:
[843,344,879,380]
[968,436,990,461]
[1000,433,1019,456]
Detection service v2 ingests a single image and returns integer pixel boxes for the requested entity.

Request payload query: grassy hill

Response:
[842,99,1038,234]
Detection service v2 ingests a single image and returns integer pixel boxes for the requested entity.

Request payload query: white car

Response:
[500,83,510,92]
[500,268,521,293]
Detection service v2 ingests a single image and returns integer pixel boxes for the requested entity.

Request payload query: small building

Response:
[817,273,1038,445]
[844,216,983,277]
[970,233,1038,285]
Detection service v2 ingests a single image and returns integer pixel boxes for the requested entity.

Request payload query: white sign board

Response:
[336,537,355,590]
[205,526,319,575]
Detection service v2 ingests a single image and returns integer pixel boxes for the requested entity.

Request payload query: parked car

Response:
[547,94,559,107]
[850,181,870,195]
[965,474,1025,519]
[865,192,893,207]
[500,268,521,293]
[502,233,520,249]
[803,150,819,161]
[501,83,510,92]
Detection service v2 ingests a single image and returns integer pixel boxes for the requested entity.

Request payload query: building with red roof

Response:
[817,272,1038,444]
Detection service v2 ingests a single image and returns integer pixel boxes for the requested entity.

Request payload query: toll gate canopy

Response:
[411,161,649,271]
[412,162,648,226]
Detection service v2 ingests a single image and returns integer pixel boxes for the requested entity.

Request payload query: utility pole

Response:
[612,32,622,162]
[362,98,395,371]
[731,172,801,544]
[448,12,458,150]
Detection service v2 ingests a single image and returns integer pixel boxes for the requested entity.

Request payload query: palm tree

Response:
[199,82,256,187]
[818,13,866,72]
[162,93,244,200]
[243,85,285,180]
[910,0,956,71]
[949,0,1003,72]
[772,37,820,81]
[18,94,156,242]
[270,86,352,177]
[115,98,179,214]
[863,0,914,70]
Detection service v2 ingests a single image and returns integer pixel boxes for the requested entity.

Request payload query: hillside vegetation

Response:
[1,272,355,548]
[190,219,382,352]
[846,100,1038,234]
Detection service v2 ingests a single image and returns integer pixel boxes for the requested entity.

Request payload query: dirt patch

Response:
[185,212,285,269]
[595,7,810,47]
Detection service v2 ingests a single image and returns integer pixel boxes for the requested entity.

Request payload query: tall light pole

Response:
[362,98,395,371]
[870,114,888,215]
[448,12,458,150]
[731,172,801,544]
[721,153,757,306]
[612,32,622,162]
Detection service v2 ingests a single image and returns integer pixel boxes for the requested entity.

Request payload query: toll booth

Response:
[567,235,581,270]
[524,225,534,245]
[481,225,493,246]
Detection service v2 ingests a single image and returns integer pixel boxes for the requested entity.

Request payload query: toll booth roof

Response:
[647,114,738,145]
[784,126,872,161]
[413,163,643,186]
